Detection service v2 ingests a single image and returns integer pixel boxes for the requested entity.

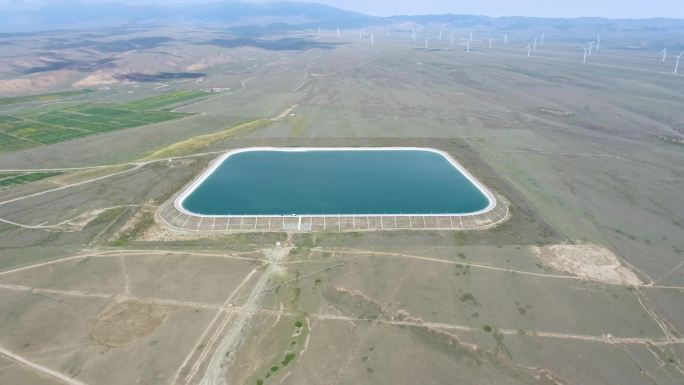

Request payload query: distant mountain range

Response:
[0,1,372,32]
[1,1,684,34]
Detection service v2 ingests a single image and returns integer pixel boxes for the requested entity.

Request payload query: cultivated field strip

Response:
[0,91,211,153]
[156,196,509,233]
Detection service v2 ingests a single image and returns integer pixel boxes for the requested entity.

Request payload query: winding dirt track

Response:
[198,246,289,385]
[0,242,683,385]
[0,346,87,385]
[0,85,682,382]
[0,248,682,350]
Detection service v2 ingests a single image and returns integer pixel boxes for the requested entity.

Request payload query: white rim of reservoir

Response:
[174,147,498,218]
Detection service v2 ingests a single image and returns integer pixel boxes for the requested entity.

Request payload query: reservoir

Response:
[177,148,495,216]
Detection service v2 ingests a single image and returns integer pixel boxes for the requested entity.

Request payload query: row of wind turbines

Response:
[359,26,510,53]
[525,32,546,57]
[661,48,684,74]
[581,36,600,63]
[320,26,683,75]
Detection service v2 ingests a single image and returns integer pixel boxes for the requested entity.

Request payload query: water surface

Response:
[180,149,492,216]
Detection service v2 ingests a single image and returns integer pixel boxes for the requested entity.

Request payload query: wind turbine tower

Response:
[489,37,493,48]
[371,33,374,45]
[337,27,340,38]
[596,35,601,51]
[583,47,588,63]
[439,30,443,41]
[469,31,473,41]
[466,40,471,53]
[504,34,508,44]
[533,37,537,51]
[588,41,594,56]
[450,34,454,46]
[675,52,683,74]
[527,43,531,57]
[425,38,429,49]
[661,48,668,62]
[541,32,545,45]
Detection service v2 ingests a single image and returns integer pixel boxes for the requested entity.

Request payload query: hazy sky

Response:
[300,0,684,18]
[1,0,682,19]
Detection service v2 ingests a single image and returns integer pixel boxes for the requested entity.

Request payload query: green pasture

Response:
[0,89,95,106]
[0,172,63,189]
[0,91,203,152]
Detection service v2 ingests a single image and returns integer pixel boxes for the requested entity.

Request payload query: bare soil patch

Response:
[89,301,172,347]
[0,71,76,95]
[35,207,120,232]
[140,221,223,241]
[57,208,113,232]
[539,108,575,117]
[110,201,156,241]
[72,71,120,87]
[532,244,642,286]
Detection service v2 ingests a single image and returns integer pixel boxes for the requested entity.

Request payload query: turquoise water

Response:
[180,149,491,216]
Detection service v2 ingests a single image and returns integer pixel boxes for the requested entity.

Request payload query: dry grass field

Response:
[0,24,683,385]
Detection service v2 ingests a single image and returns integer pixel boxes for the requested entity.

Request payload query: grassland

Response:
[0,97,196,152]
[0,172,62,190]
[117,90,210,111]
[0,89,94,106]
[0,25,682,385]
[145,119,271,159]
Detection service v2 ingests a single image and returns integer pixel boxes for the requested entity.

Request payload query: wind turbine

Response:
[583,47,588,63]
[675,52,683,74]
[489,37,493,48]
[527,43,532,57]
[337,27,340,38]
[504,34,508,44]
[371,33,374,45]
[588,41,594,56]
[469,31,473,41]
[439,30,443,41]
[359,29,363,39]
[596,35,600,51]
[450,34,454,46]
[541,32,545,45]
[533,37,537,51]
[425,38,429,49]
[661,48,668,62]
[466,40,471,53]
[412,30,417,43]
[318,26,321,35]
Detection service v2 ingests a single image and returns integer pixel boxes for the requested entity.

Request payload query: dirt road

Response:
[198,245,290,385]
